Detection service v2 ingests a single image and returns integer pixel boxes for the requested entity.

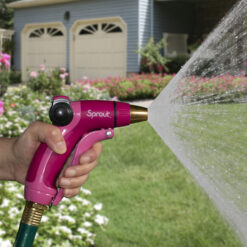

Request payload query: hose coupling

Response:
[21,201,48,227]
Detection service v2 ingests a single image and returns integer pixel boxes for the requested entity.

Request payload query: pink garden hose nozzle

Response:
[25,96,148,206]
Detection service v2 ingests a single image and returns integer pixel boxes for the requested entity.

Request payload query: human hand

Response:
[10,121,102,197]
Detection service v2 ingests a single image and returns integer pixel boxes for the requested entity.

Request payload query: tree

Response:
[0,0,18,29]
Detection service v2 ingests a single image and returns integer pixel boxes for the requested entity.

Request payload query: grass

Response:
[85,121,243,247]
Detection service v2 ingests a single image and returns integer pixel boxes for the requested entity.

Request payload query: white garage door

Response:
[22,23,66,80]
[71,18,127,81]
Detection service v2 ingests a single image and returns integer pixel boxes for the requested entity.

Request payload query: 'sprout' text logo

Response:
[86,109,112,119]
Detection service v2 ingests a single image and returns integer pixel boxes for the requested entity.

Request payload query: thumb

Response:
[28,121,67,154]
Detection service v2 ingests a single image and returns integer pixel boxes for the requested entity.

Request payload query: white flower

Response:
[59,215,75,223]
[0,229,6,235]
[58,226,72,235]
[1,199,10,207]
[58,205,66,211]
[16,193,23,199]
[94,203,102,211]
[41,216,49,222]
[0,239,12,247]
[62,197,70,203]
[81,188,91,195]
[83,221,92,228]
[6,184,18,192]
[71,235,82,240]
[95,214,109,226]
[77,227,89,235]
[82,199,91,206]
[68,205,77,212]
[84,212,91,218]
[86,238,95,245]
[9,207,19,217]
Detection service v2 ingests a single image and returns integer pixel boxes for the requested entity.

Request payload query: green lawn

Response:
[85,121,243,247]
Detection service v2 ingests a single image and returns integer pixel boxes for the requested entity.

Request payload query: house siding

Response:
[13,0,139,73]
[138,0,152,67]
[153,2,195,43]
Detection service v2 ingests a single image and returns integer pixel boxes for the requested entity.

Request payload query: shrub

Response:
[0,83,111,138]
[0,181,108,247]
[9,70,22,85]
[63,83,111,101]
[137,37,170,73]
[0,69,10,96]
[0,53,11,96]
[79,73,174,100]
[166,55,190,74]
[27,66,66,96]
[176,75,247,104]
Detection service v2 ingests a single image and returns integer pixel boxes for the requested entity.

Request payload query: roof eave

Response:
[7,0,78,9]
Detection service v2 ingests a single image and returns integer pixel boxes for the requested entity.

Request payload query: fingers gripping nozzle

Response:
[49,96,74,126]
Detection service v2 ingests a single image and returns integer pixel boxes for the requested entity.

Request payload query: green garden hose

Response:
[14,201,47,247]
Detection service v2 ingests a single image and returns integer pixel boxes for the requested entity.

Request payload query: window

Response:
[79,23,122,35]
[29,28,44,38]
[29,27,64,38]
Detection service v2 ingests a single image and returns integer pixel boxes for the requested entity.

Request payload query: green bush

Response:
[79,74,174,100]
[0,69,10,96]
[0,84,111,138]
[166,55,190,74]
[9,70,22,85]
[137,37,170,73]
[27,67,63,96]
[0,181,108,247]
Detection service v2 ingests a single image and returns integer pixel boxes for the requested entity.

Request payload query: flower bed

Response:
[78,73,174,100]
[176,75,247,104]
[0,84,111,138]
[0,182,108,247]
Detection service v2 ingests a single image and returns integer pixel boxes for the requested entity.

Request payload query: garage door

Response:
[22,23,66,80]
[71,17,127,81]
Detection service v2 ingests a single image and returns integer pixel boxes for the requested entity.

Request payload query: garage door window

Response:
[29,28,44,38]
[79,23,122,36]
[102,23,122,33]
[29,27,64,38]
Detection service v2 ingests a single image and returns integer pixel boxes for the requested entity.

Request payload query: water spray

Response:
[14,96,148,247]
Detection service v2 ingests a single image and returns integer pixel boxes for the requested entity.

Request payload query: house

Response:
[9,0,237,81]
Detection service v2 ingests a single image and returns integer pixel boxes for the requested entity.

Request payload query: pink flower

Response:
[111,96,118,101]
[0,53,11,70]
[60,67,66,73]
[82,76,88,81]
[40,64,45,71]
[83,84,91,92]
[10,103,16,108]
[0,101,4,115]
[60,74,66,79]
[30,71,38,78]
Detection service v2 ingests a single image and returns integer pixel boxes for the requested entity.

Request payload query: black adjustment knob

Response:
[49,102,73,126]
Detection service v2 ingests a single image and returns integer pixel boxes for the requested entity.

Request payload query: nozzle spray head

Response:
[130,105,148,124]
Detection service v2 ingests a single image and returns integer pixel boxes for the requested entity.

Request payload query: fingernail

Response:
[61,178,70,186]
[55,141,66,154]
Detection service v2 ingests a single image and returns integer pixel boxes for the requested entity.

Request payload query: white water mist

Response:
[149,0,247,245]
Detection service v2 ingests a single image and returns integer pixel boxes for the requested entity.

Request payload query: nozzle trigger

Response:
[52,128,114,206]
